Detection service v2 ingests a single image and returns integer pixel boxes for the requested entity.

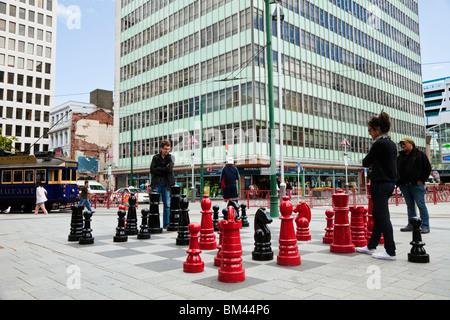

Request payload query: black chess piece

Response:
[167,185,181,231]
[227,199,240,221]
[408,217,430,263]
[138,208,151,239]
[222,208,228,221]
[176,195,190,245]
[240,203,249,227]
[252,207,273,261]
[148,192,162,233]
[68,206,84,241]
[113,207,128,242]
[212,205,220,231]
[79,211,94,245]
[125,193,138,235]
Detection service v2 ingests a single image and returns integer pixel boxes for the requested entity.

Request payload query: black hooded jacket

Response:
[397,147,431,186]
[150,153,175,188]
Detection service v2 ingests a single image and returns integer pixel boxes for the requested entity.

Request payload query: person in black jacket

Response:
[397,137,431,233]
[357,112,397,260]
[150,140,175,228]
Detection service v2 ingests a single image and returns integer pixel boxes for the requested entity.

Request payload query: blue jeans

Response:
[368,182,396,256]
[155,182,171,228]
[78,198,93,213]
[399,184,430,230]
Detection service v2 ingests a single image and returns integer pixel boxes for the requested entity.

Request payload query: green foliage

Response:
[0,128,19,152]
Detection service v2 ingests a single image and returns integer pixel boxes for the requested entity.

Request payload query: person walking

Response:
[397,137,432,233]
[78,180,94,214]
[220,157,240,211]
[34,181,48,215]
[357,112,397,260]
[150,140,175,229]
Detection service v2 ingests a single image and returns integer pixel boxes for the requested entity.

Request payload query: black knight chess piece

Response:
[79,211,94,245]
[408,217,430,263]
[137,208,151,240]
[113,206,128,242]
[68,206,84,241]
[252,207,273,260]
[167,185,181,231]
[125,193,138,235]
[212,205,220,231]
[240,203,249,227]
[148,192,163,233]
[227,199,240,221]
[176,194,191,245]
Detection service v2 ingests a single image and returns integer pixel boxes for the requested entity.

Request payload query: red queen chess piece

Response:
[277,196,301,266]
[183,222,204,273]
[294,202,312,241]
[330,189,355,253]
[218,206,245,283]
[199,194,217,250]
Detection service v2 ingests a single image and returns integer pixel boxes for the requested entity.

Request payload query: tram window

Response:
[71,169,77,181]
[24,170,34,183]
[2,170,12,183]
[61,169,70,181]
[36,169,45,183]
[13,170,23,183]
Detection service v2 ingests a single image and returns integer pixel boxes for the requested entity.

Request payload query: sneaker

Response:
[400,225,413,232]
[420,228,430,234]
[356,246,376,254]
[372,251,396,261]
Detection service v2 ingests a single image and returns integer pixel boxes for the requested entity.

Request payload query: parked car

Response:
[114,186,150,204]
[77,180,107,194]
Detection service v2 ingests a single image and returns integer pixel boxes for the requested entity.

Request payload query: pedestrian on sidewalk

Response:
[358,111,397,261]
[220,157,240,211]
[397,137,431,233]
[34,181,48,215]
[78,180,94,214]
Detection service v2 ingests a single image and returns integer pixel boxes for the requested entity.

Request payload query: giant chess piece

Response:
[294,202,312,241]
[113,205,128,242]
[199,194,217,250]
[167,185,181,231]
[68,206,84,241]
[252,207,273,261]
[148,192,162,233]
[240,204,249,227]
[125,193,138,235]
[137,208,151,239]
[183,222,204,273]
[323,209,334,244]
[212,205,220,231]
[350,206,367,247]
[176,195,190,245]
[79,211,94,245]
[218,206,245,283]
[408,217,430,263]
[330,189,355,253]
[366,183,383,243]
[227,200,240,221]
[277,196,301,266]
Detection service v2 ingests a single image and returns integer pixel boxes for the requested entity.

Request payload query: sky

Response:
[54,0,450,106]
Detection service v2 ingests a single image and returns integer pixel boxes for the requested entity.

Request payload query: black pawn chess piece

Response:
[125,193,138,235]
[68,206,84,241]
[212,205,220,231]
[408,217,430,263]
[240,203,249,227]
[79,211,94,245]
[138,208,151,240]
[167,185,181,231]
[176,195,190,245]
[227,199,240,221]
[149,192,163,233]
[222,208,228,221]
[113,207,128,242]
[252,207,273,261]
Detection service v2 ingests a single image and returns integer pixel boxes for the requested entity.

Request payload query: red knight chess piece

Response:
[277,196,301,266]
[183,222,204,273]
[330,189,355,253]
[294,202,312,241]
[199,194,217,250]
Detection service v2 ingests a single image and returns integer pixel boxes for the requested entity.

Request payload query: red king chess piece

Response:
[330,189,355,253]
[323,209,334,244]
[183,222,204,273]
[199,194,217,250]
[218,206,245,283]
[277,196,301,266]
[349,206,367,247]
[294,202,311,241]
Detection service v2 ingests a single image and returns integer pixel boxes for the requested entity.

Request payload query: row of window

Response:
[0,19,53,42]
[1,71,51,90]
[0,105,49,121]
[0,123,48,139]
[0,89,51,106]
[0,168,76,185]
[0,0,54,17]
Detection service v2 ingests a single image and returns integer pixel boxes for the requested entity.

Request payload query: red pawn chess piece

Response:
[277,196,301,266]
[349,206,367,247]
[294,202,312,241]
[199,194,217,250]
[218,206,245,283]
[330,189,355,253]
[183,222,204,273]
[323,209,334,244]
[214,217,224,267]
[366,183,384,243]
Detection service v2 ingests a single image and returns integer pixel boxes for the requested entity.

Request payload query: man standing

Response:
[397,137,432,233]
[150,140,175,228]
[78,180,94,214]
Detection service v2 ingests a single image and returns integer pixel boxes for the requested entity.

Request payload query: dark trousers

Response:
[368,181,396,256]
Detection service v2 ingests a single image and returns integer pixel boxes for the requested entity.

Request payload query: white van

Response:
[77,180,107,194]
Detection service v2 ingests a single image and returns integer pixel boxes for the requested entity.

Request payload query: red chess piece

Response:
[350,206,367,247]
[366,183,384,243]
[330,189,355,253]
[183,222,204,273]
[294,202,312,241]
[277,196,301,266]
[218,206,245,283]
[199,194,217,250]
[214,217,224,267]
[323,209,334,244]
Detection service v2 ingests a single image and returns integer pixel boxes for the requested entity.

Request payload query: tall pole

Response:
[276,1,285,199]
[265,0,278,217]
[130,119,134,186]
[200,101,204,196]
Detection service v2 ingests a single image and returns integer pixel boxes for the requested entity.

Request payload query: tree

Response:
[0,128,18,152]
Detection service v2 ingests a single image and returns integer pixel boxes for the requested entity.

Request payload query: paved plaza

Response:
[0,198,449,306]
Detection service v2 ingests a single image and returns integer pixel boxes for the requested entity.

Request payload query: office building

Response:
[423,76,450,128]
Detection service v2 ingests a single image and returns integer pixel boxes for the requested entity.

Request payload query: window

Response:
[2,170,12,183]
[13,170,23,183]
[24,170,34,183]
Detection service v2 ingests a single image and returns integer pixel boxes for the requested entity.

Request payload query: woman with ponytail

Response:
[357,112,397,260]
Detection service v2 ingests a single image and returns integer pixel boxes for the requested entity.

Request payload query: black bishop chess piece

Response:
[176,194,191,245]
[212,205,220,231]
[408,217,430,263]
[148,192,163,233]
[79,211,94,245]
[167,185,181,231]
[125,193,138,235]
[113,206,128,242]
[240,203,249,227]
[138,208,151,240]
[68,206,84,241]
[252,207,273,261]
